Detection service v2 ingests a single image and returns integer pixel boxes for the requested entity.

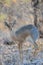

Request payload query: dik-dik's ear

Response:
[4,22,12,30]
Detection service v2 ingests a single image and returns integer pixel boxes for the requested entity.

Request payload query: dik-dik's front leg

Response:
[18,42,23,65]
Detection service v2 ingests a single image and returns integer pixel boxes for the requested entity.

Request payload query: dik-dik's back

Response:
[15,25,39,42]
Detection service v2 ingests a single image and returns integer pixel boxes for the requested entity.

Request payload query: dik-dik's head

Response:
[4,20,16,31]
